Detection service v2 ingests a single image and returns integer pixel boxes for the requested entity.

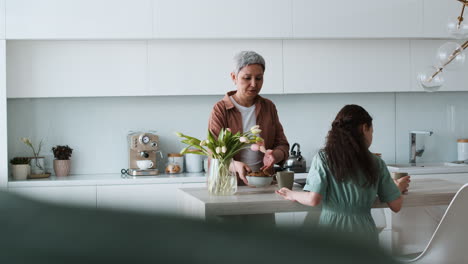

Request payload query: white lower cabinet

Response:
[96,183,183,215]
[8,186,97,208]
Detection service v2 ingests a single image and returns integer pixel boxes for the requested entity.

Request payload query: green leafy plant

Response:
[10,157,31,165]
[52,145,73,160]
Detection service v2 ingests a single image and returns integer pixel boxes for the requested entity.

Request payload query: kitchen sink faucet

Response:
[409,130,433,165]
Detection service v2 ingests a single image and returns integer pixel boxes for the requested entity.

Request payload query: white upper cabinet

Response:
[283,40,411,93]
[7,41,148,98]
[5,0,152,39]
[148,40,283,95]
[423,0,463,38]
[0,0,5,39]
[292,0,423,38]
[410,40,468,92]
[153,0,293,38]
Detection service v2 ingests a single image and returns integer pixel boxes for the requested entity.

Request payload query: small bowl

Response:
[246,176,273,187]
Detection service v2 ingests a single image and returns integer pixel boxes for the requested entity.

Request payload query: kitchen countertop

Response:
[7,172,310,188]
[178,173,468,219]
[8,172,207,188]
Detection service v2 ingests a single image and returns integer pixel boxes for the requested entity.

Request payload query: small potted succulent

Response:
[51,145,73,176]
[10,157,31,180]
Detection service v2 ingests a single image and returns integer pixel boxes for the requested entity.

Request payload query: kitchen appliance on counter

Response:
[283,143,307,173]
[458,139,468,163]
[125,131,162,176]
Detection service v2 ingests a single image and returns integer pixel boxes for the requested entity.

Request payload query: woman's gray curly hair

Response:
[233,51,266,74]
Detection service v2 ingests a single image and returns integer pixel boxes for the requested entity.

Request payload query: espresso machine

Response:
[126,131,162,176]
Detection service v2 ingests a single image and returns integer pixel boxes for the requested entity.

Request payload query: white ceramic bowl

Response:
[246,176,273,187]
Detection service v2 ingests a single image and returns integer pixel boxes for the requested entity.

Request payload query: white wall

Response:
[0,40,6,187]
[7,91,468,175]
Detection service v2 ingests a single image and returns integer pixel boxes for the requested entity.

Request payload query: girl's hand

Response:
[275,187,296,202]
[394,175,411,194]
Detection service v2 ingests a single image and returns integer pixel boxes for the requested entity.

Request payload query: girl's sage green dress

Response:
[303,151,401,241]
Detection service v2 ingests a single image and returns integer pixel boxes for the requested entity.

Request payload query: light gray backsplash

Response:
[395,92,468,164]
[7,92,467,175]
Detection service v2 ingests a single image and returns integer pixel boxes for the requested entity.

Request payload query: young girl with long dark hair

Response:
[276,105,409,241]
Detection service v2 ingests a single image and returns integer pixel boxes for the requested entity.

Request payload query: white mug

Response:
[136,160,154,170]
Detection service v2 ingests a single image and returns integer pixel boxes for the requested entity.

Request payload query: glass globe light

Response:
[447,17,468,39]
[417,66,444,92]
[435,42,466,70]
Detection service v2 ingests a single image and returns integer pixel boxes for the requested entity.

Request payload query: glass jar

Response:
[166,153,184,174]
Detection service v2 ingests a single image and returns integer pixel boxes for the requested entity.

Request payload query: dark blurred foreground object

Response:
[0,191,399,264]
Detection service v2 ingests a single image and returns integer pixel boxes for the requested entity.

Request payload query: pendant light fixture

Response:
[417,0,468,92]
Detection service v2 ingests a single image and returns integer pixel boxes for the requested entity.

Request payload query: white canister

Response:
[458,139,468,162]
[185,153,204,173]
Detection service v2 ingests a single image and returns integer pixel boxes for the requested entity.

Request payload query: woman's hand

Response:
[230,160,251,185]
[260,149,277,172]
[394,175,411,194]
[275,187,297,202]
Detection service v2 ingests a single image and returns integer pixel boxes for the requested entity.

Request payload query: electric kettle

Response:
[283,143,307,173]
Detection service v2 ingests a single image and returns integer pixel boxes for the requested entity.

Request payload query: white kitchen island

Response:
[178,173,468,255]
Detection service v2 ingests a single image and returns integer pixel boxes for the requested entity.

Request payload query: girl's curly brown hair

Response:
[324,105,378,187]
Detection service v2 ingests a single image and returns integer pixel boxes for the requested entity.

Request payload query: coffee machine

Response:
[127,131,162,176]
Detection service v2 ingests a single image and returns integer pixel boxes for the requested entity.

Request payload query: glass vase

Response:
[30,157,45,175]
[207,158,237,195]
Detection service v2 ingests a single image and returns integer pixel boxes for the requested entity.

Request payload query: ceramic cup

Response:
[136,160,154,170]
[391,172,408,180]
[277,171,295,189]
[392,172,409,195]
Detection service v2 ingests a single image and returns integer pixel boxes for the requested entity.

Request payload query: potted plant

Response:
[51,145,73,176]
[21,137,45,175]
[10,157,31,180]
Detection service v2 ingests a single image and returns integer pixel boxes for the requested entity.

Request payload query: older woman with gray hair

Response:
[209,51,289,185]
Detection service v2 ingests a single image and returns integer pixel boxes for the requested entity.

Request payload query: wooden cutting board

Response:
[28,173,51,179]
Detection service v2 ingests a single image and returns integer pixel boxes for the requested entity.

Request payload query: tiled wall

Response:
[8,91,468,175]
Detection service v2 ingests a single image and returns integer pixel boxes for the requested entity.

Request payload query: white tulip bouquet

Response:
[176,125,264,195]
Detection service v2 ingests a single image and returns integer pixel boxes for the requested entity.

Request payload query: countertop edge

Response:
[7,173,207,188]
